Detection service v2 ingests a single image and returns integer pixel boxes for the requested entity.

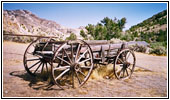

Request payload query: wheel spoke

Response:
[55,68,70,81]
[117,63,123,66]
[125,69,129,76]
[60,50,64,64]
[78,70,86,77]
[126,52,131,60]
[72,69,74,88]
[53,66,70,71]
[47,62,52,66]
[79,58,91,64]
[77,49,88,62]
[28,60,41,69]
[75,71,81,84]
[41,63,44,74]
[33,62,42,74]
[122,52,127,58]
[118,68,123,78]
[127,67,133,72]
[57,57,70,65]
[117,58,124,64]
[26,58,40,61]
[80,66,91,69]
[27,52,42,58]
[116,66,122,73]
[27,52,33,55]
[71,43,74,61]
[75,44,81,60]
[42,38,51,51]
[63,48,72,63]
[46,63,48,73]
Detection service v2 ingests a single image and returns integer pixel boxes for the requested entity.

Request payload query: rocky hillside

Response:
[3,10,84,40]
[127,10,167,35]
[121,10,167,55]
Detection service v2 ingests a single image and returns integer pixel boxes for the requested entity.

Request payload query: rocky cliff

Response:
[3,9,84,40]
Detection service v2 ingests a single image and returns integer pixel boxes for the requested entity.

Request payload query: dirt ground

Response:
[3,41,167,97]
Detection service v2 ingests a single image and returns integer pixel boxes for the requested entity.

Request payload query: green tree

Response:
[80,30,87,40]
[156,30,167,42]
[85,24,95,38]
[101,17,124,39]
[118,17,127,30]
[133,31,138,37]
[66,33,77,40]
[85,17,126,40]
[120,33,133,41]
[95,24,107,40]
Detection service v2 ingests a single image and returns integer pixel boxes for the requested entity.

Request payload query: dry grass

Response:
[90,64,114,80]
[48,63,147,84]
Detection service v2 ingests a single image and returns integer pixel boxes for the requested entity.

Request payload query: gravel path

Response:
[3,41,167,97]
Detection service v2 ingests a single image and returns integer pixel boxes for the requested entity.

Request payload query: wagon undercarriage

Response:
[23,38,136,89]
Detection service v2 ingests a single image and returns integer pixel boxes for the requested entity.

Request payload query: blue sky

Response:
[3,3,167,30]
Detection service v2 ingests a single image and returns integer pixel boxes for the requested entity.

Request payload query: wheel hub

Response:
[123,62,130,69]
[40,58,47,63]
[70,63,80,71]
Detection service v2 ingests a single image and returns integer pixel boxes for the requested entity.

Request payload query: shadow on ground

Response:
[9,70,62,91]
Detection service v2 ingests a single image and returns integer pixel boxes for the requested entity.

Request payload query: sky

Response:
[3,2,167,30]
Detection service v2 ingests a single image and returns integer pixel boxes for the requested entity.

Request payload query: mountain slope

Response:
[127,9,167,34]
[3,10,84,40]
[124,9,167,43]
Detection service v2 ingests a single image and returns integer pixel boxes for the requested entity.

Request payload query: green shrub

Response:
[120,33,133,41]
[129,44,147,53]
[150,42,167,49]
[66,33,77,40]
[149,42,167,55]
[150,46,166,55]
[3,35,35,43]
[80,30,87,38]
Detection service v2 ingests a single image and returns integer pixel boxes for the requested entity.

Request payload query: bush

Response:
[150,46,166,55]
[129,44,148,53]
[80,30,87,40]
[66,33,77,40]
[3,35,36,43]
[120,33,133,41]
[150,42,167,49]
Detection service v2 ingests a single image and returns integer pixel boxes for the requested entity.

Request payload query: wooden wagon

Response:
[23,38,136,89]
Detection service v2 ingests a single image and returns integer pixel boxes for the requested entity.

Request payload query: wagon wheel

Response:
[23,38,55,77]
[51,40,94,89]
[114,49,136,80]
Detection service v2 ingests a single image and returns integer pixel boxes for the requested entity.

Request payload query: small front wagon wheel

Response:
[114,49,136,80]
[23,38,55,77]
[51,40,94,89]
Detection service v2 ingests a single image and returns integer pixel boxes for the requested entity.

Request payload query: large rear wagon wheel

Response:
[114,49,136,80]
[51,40,94,89]
[23,38,55,77]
